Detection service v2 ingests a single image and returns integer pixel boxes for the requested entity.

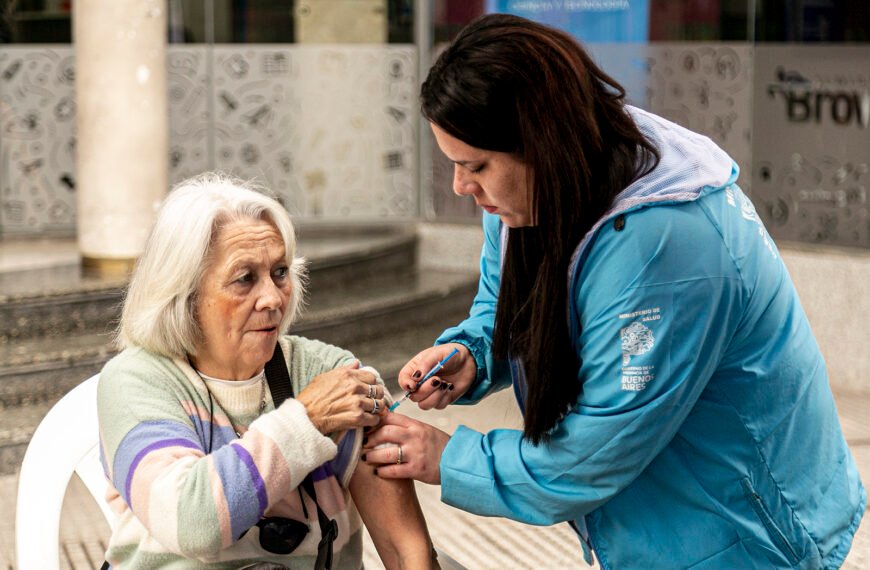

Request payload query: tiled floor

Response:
[2,388,868,570]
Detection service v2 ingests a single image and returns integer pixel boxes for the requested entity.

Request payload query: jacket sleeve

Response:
[435,212,512,403]
[284,335,386,487]
[439,202,745,524]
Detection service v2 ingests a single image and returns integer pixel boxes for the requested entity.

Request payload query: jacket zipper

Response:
[569,519,596,566]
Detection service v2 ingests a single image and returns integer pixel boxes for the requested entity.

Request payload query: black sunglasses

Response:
[241,482,338,568]
[239,485,311,554]
[256,516,310,554]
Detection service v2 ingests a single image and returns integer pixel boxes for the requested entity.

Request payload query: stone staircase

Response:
[0,224,478,475]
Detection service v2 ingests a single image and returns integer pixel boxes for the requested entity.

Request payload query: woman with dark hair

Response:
[363,13,865,569]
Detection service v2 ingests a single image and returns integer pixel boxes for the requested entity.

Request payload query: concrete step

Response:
[0,398,55,475]
[298,269,477,348]
[343,306,470,392]
[0,226,418,344]
[0,332,114,406]
[302,224,418,294]
[0,264,126,344]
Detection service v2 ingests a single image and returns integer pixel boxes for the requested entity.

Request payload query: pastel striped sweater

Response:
[97,335,378,569]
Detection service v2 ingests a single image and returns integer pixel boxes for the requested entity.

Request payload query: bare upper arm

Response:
[349,456,434,569]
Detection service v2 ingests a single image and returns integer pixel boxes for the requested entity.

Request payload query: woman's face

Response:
[431,123,533,227]
[192,217,291,380]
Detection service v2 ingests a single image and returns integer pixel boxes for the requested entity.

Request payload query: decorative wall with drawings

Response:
[169,45,418,218]
[0,47,77,236]
[0,44,417,237]
[752,45,869,248]
[572,43,867,248]
[2,43,867,249]
[587,42,753,193]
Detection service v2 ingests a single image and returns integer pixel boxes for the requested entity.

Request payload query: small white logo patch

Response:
[724,186,778,260]
[725,186,736,207]
[620,321,654,366]
[619,319,657,392]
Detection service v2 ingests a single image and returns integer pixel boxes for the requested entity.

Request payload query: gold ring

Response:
[396,445,404,465]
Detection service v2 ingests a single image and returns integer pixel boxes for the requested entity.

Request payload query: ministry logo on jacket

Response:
[619,308,659,391]
[621,321,654,365]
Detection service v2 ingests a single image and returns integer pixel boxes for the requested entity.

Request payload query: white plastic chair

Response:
[15,374,113,569]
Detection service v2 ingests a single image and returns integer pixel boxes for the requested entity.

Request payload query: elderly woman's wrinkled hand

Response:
[296,361,387,434]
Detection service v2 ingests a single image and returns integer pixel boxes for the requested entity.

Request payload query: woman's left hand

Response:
[362,413,450,485]
[296,362,386,434]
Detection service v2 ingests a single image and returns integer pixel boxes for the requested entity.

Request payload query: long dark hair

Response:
[421,14,659,443]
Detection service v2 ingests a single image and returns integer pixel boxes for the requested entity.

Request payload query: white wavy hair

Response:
[118,172,306,359]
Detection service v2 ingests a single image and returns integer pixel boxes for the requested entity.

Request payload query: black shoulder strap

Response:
[264,342,336,570]
[265,342,293,405]
[303,477,338,570]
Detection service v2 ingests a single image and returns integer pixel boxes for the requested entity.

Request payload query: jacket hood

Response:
[615,105,736,210]
[567,107,738,276]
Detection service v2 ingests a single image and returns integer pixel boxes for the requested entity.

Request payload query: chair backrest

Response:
[15,374,113,569]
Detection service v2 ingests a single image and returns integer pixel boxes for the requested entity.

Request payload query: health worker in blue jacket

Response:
[362,13,865,569]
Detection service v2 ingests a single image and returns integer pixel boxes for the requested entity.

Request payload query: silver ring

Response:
[396,445,403,465]
[367,384,376,398]
[370,397,380,414]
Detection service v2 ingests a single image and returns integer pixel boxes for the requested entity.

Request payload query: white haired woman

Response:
[97,173,436,569]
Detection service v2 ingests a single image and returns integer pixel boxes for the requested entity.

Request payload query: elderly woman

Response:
[97,173,436,569]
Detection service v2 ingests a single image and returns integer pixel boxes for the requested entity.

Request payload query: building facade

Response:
[1,0,868,250]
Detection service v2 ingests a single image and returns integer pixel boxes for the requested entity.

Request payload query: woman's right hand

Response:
[296,362,386,434]
[398,343,476,410]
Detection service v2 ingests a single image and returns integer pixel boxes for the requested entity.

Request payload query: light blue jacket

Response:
[435,107,865,569]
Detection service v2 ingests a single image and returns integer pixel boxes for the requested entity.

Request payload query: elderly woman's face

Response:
[192,217,290,380]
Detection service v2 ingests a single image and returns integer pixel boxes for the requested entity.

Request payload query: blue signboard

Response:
[488,0,649,43]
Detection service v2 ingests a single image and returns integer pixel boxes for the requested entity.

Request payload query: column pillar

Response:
[74,0,168,273]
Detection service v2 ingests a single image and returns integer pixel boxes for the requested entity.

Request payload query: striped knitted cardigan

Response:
[97,335,379,569]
